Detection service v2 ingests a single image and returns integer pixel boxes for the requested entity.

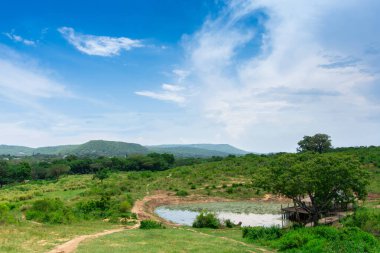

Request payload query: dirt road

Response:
[47,223,139,253]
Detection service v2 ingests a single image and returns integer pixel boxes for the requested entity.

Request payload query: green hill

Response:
[147,144,249,157]
[0,145,34,156]
[0,140,148,157]
[72,140,148,156]
[34,145,79,155]
[0,141,249,158]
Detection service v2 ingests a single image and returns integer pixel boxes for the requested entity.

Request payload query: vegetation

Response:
[243,226,380,252]
[254,153,369,225]
[148,144,248,157]
[0,140,248,157]
[342,207,380,236]
[77,228,267,253]
[297,133,332,153]
[0,221,122,253]
[0,139,379,252]
[140,220,165,229]
[192,212,221,228]
[25,198,74,224]
[243,226,283,240]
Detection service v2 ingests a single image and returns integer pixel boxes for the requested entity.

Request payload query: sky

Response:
[0,0,379,153]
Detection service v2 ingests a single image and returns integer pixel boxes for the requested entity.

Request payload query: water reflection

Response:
[155,206,289,227]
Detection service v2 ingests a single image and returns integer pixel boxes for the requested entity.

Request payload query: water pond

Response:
[155,201,290,227]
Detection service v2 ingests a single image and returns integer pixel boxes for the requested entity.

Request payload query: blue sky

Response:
[0,0,379,152]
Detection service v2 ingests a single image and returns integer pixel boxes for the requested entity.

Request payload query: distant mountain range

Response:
[0,140,250,158]
[147,144,248,157]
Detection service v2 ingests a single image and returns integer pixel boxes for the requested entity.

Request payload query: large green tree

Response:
[254,153,369,225]
[297,133,332,153]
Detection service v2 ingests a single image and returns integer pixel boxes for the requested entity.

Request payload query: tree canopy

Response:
[254,153,369,225]
[297,133,332,153]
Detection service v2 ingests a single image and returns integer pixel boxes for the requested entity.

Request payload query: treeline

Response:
[330,146,380,167]
[0,153,227,187]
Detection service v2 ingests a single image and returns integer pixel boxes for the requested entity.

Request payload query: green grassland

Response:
[76,228,269,253]
[0,150,379,252]
[0,156,265,252]
[0,221,122,253]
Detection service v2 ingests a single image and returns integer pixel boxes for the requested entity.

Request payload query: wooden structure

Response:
[280,201,352,227]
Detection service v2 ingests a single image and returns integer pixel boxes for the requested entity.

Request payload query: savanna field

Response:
[0,145,379,253]
[2,1,380,252]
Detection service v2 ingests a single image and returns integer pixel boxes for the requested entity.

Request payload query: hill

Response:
[147,144,249,157]
[0,140,148,157]
[0,141,249,157]
[0,145,34,156]
[72,140,148,156]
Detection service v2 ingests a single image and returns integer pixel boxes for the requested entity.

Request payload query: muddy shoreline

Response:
[131,190,290,226]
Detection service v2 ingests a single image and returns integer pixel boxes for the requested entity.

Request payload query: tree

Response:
[297,133,332,153]
[0,160,9,187]
[48,164,70,179]
[254,153,369,226]
[93,168,110,183]
[9,162,31,182]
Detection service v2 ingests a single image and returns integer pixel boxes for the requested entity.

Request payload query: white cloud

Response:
[172,69,190,82]
[58,27,143,56]
[0,46,71,107]
[3,32,36,46]
[172,0,380,151]
[135,83,186,104]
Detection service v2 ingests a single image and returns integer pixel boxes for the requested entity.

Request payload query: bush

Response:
[278,231,313,250]
[243,226,283,241]
[75,196,111,219]
[25,198,74,224]
[226,187,233,194]
[275,226,380,252]
[119,201,132,213]
[343,207,380,236]
[224,219,235,228]
[175,190,189,197]
[0,203,16,224]
[192,212,221,229]
[140,220,165,229]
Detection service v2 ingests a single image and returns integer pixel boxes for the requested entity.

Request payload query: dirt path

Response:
[46,223,139,253]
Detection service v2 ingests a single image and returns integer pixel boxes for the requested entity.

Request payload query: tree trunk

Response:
[311,212,319,226]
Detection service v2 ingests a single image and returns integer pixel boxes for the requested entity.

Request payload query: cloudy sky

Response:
[0,0,379,152]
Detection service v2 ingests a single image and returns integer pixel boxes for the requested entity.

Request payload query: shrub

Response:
[343,207,380,236]
[224,219,235,228]
[226,187,233,194]
[25,198,74,224]
[243,226,283,241]
[0,203,16,224]
[275,226,380,252]
[278,231,313,250]
[75,196,111,218]
[192,212,221,229]
[140,220,165,229]
[119,201,132,213]
[176,190,189,197]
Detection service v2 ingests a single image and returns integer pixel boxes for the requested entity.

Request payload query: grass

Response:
[77,228,270,253]
[367,165,380,194]
[0,221,121,253]
[0,153,379,252]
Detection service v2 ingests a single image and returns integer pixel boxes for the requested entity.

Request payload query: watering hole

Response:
[155,201,291,227]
